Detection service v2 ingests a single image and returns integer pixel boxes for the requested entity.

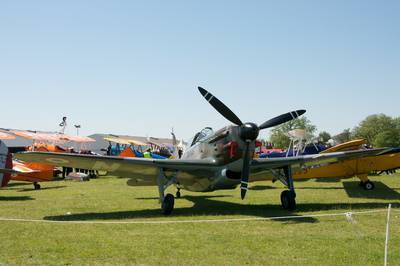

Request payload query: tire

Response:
[363,181,375,191]
[281,190,296,210]
[162,194,175,215]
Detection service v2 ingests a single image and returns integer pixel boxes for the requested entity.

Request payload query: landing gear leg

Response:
[158,168,175,215]
[33,182,41,190]
[280,167,296,210]
[176,183,181,199]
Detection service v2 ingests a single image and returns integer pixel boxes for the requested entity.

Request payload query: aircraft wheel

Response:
[281,190,296,210]
[34,183,41,190]
[162,194,175,215]
[363,181,375,191]
[176,191,181,199]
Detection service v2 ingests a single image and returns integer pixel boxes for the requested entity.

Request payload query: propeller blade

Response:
[240,141,252,200]
[198,87,243,126]
[259,110,306,130]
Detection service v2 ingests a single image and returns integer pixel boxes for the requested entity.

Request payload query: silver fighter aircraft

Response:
[15,87,387,215]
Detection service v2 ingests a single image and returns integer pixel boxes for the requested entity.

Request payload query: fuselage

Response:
[293,150,400,180]
[177,126,256,192]
[12,160,55,183]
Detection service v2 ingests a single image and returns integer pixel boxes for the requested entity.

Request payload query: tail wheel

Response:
[363,181,375,191]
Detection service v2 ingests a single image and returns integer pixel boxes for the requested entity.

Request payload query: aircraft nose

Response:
[239,123,260,142]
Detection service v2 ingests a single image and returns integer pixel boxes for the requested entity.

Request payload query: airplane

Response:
[292,139,400,189]
[104,136,147,156]
[14,87,390,215]
[261,132,400,190]
[0,129,95,189]
[104,136,168,158]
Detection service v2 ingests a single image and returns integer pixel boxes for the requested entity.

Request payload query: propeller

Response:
[198,87,243,126]
[259,110,306,129]
[198,87,306,199]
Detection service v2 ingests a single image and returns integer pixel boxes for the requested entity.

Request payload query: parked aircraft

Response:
[0,130,95,189]
[261,134,400,190]
[104,136,168,158]
[104,136,147,156]
[294,139,400,189]
[14,87,389,214]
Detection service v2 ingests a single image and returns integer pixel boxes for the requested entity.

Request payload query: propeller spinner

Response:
[198,87,306,199]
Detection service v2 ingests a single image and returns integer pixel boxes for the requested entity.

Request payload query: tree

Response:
[269,117,317,149]
[373,130,400,148]
[318,131,332,144]
[333,129,352,144]
[395,117,400,132]
[352,114,400,148]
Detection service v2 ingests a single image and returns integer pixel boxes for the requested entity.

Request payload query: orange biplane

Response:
[0,130,95,189]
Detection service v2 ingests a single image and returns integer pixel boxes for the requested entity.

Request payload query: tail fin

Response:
[118,147,136,158]
[0,140,12,187]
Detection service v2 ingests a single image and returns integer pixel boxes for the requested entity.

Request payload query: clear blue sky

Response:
[1,0,399,140]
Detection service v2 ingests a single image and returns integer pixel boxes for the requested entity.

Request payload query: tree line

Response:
[269,114,400,149]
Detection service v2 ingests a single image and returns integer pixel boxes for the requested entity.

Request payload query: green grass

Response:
[1,174,400,265]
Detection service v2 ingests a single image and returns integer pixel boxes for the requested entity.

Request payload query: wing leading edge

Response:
[251,148,390,173]
[15,152,221,175]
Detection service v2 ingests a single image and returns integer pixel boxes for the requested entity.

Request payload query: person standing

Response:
[143,148,152,158]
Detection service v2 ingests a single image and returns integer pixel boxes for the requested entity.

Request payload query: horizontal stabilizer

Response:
[0,168,21,174]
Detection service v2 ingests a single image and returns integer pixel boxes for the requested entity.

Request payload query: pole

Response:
[384,204,391,266]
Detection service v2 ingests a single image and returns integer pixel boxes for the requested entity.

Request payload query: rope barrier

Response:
[0,209,389,225]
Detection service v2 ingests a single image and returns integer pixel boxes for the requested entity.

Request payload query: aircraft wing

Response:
[15,148,389,185]
[16,148,389,174]
[251,148,390,173]
[320,139,367,154]
[104,137,147,146]
[15,152,220,175]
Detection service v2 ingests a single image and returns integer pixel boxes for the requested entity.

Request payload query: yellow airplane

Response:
[291,139,400,190]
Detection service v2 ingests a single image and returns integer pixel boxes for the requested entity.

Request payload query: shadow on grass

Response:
[135,195,230,200]
[249,185,277,191]
[297,202,400,212]
[44,195,316,222]
[4,183,27,188]
[296,186,345,190]
[343,181,400,200]
[44,193,400,223]
[17,186,67,192]
[0,196,34,201]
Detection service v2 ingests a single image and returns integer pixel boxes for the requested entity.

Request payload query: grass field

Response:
[1,174,400,265]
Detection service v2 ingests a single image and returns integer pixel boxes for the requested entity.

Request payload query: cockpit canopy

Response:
[190,127,214,146]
